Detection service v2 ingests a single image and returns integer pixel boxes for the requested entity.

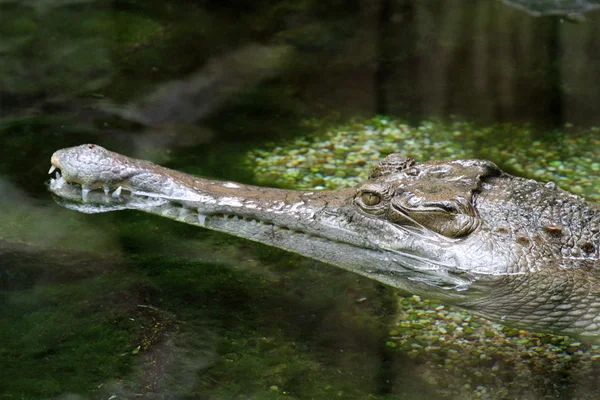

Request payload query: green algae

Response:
[115,250,403,399]
[0,273,152,398]
[0,206,403,399]
[131,238,400,399]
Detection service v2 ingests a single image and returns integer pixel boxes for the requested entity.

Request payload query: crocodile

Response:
[47,144,600,338]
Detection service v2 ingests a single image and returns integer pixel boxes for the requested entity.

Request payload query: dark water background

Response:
[2,1,600,399]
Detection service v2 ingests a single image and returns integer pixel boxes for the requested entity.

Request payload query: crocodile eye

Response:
[361,192,381,206]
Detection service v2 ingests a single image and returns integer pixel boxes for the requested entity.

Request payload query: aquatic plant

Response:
[251,117,600,202]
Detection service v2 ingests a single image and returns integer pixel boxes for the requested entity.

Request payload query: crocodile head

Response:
[48,144,600,337]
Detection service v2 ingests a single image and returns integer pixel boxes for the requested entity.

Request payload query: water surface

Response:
[2,1,600,399]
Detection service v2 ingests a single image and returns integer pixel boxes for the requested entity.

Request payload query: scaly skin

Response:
[48,144,600,338]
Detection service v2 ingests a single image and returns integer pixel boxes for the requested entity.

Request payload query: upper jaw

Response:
[48,153,132,204]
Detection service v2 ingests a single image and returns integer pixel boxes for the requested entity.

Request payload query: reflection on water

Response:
[2,0,600,399]
[503,0,600,16]
[0,0,112,106]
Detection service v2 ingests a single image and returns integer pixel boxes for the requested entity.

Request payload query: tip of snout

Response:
[50,152,60,167]
[50,144,104,165]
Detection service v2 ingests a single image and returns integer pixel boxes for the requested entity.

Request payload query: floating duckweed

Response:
[250,116,600,201]
[386,294,600,398]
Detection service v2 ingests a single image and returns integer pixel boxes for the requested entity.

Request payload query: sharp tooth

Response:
[103,185,110,196]
[112,186,122,198]
[56,171,61,179]
[232,215,239,221]
[198,213,207,226]
[48,165,56,174]
[82,185,91,201]
[55,176,65,189]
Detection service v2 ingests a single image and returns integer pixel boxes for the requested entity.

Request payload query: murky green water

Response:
[2,1,600,399]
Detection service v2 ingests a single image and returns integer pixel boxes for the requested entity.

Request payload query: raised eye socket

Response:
[361,192,381,206]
